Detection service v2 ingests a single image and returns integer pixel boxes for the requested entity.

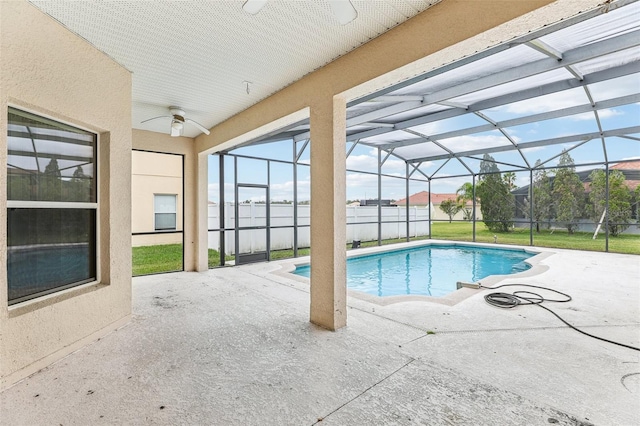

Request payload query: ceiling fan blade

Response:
[141,115,170,124]
[328,0,357,25]
[186,119,211,135]
[242,0,268,15]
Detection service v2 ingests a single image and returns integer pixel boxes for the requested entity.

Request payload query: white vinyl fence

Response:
[208,203,432,254]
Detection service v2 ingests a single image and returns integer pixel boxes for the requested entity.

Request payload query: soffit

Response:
[27,0,442,137]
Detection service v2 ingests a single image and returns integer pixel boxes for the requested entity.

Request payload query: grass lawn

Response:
[269,222,639,260]
[430,221,640,255]
[132,244,233,276]
[134,223,639,275]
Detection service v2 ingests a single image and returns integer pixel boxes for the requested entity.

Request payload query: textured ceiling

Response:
[28,0,442,137]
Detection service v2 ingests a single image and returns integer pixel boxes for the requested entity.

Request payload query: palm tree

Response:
[456,182,475,220]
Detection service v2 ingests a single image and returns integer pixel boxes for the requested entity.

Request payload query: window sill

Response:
[8,280,109,318]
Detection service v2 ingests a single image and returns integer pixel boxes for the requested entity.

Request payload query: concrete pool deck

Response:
[1,244,639,425]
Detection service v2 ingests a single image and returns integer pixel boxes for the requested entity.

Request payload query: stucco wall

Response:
[132,129,201,271]
[132,151,183,247]
[0,1,132,389]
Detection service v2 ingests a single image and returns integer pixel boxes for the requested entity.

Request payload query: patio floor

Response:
[1,245,639,425]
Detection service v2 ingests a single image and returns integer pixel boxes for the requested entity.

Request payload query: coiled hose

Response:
[479,283,639,352]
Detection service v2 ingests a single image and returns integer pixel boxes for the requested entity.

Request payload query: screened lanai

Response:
[208,0,640,263]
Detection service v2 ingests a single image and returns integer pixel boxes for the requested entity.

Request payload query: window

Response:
[154,194,177,230]
[7,107,97,305]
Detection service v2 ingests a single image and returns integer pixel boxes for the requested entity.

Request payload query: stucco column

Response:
[309,96,347,330]
[196,152,209,271]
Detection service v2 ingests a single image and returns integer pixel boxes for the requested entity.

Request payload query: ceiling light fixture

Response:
[242,0,267,15]
[171,121,184,137]
[141,107,211,138]
[328,0,358,25]
[242,0,357,25]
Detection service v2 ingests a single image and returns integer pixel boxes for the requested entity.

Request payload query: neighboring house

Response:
[610,160,640,192]
[395,191,480,221]
[513,161,640,219]
[131,151,183,247]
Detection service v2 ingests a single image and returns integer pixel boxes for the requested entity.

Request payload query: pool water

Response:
[294,244,535,297]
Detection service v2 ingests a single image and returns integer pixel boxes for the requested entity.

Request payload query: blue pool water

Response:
[294,244,535,297]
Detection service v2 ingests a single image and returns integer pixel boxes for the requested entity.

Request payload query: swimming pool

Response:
[293,244,535,297]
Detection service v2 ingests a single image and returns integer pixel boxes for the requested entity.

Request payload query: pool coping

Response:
[270,240,553,306]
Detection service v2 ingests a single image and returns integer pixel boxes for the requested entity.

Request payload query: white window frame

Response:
[154,193,177,231]
[6,106,100,305]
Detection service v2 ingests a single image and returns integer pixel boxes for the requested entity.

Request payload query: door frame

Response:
[234,183,270,264]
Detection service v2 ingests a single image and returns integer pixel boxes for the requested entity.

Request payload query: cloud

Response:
[429,175,472,193]
[346,154,378,171]
[208,182,233,202]
[519,145,545,153]
[345,172,407,200]
[271,179,310,201]
[346,148,406,173]
[345,172,378,188]
[570,108,624,121]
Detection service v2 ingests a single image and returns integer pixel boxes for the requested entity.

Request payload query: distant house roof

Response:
[611,160,640,170]
[512,160,640,195]
[611,161,640,191]
[395,191,469,206]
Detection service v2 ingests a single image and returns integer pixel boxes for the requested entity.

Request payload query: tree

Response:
[70,165,91,202]
[439,199,461,223]
[456,182,475,221]
[7,173,31,200]
[523,160,553,232]
[41,157,62,201]
[552,151,585,234]
[476,154,514,232]
[588,169,632,236]
[503,172,517,191]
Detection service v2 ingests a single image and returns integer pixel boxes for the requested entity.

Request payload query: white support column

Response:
[309,96,347,330]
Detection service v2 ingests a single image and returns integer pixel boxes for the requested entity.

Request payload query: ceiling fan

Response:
[243,0,358,25]
[141,107,211,137]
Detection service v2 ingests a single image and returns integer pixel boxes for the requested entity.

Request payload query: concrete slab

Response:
[1,244,638,425]
[320,359,593,426]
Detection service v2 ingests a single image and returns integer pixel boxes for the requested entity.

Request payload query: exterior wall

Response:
[131,129,202,271]
[0,1,132,389]
[430,204,482,222]
[131,151,183,247]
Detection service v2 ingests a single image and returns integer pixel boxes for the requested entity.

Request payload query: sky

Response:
[208,74,640,204]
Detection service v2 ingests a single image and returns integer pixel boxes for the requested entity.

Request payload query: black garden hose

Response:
[479,283,640,352]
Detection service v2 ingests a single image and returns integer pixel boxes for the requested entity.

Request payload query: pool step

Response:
[511,261,531,273]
